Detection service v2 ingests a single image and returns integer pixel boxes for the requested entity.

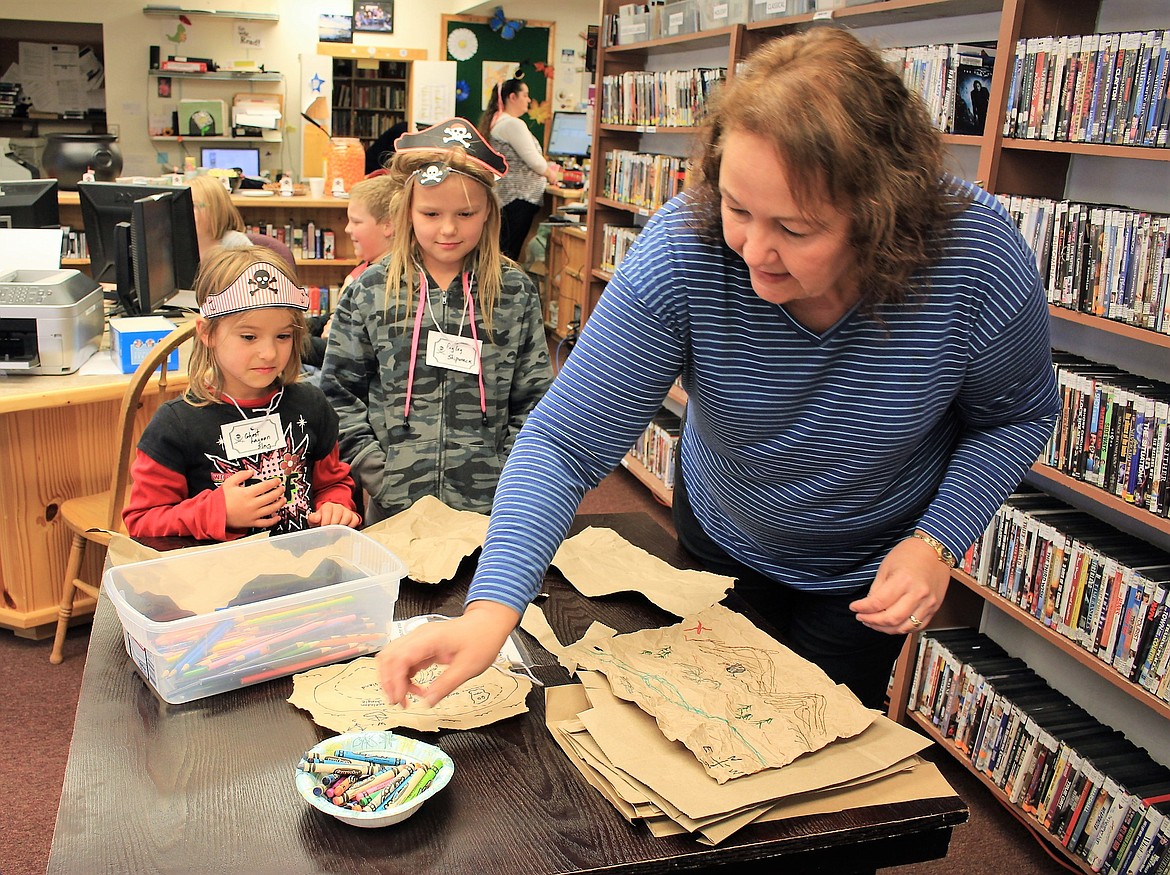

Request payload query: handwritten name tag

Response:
[219,412,283,460]
[426,331,482,374]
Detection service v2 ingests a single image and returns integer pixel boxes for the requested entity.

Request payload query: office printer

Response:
[0,269,104,375]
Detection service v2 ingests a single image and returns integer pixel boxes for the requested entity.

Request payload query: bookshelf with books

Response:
[57,191,357,295]
[587,1,1168,867]
[330,58,408,147]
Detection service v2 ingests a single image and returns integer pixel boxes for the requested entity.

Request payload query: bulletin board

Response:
[441,13,555,150]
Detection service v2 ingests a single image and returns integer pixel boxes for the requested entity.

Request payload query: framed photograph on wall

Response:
[354,1,393,33]
[318,14,353,44]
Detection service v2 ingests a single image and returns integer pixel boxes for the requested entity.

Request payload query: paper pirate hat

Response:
[393,118,509,178]
[200,261,310,318]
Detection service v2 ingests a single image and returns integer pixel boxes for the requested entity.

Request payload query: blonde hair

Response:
[185,246,308,405]
[189,174,246,240]
[347,175,396,224]
[383,148,508,333]
[691,27,964,311]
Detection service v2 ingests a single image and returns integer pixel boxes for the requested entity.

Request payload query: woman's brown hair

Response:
[690,27,965,310]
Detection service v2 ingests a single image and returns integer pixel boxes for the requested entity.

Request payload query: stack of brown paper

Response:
[534,604,954,844]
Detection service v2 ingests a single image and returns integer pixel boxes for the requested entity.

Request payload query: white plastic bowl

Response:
[295,731,454,827]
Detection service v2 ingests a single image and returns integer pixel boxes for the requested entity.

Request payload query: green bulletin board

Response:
[442,13,555,149]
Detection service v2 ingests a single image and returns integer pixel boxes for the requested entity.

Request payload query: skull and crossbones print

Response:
[246,267,276,295]
[442,123,474,148]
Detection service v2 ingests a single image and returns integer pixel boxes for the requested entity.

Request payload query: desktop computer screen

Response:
[200,146,261,177]
[546,111,591,160]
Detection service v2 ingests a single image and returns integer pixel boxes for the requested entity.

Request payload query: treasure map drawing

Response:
[362,495,489,583]
[552,527,734,617]
[289,656,531,733]
[565,604,874,782]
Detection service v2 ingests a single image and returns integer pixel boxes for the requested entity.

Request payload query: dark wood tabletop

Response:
[48,512,967,874]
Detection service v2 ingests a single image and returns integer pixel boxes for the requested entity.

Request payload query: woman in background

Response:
[189,173,250,258]
[480,78,560,261]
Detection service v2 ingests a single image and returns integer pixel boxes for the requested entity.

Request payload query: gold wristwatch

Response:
[912,530,958,568]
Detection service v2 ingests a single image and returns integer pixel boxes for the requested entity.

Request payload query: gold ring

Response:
[908,614,922,628]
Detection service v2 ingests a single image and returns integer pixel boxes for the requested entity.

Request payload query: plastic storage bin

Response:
[103,526,406,704]
[699,0,749,30]
[617,9,655,45]
[749,0,814,20]
[658,0,700,38]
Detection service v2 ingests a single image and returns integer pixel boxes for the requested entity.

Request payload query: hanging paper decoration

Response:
[489,6,525,40]
[166,14,192,46]
[533,61,554,79]
[455,80,470,103]
[527,99,551,126]
[447,27,478,62]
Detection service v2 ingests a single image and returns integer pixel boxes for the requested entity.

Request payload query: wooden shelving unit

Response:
[589,2,1169,870]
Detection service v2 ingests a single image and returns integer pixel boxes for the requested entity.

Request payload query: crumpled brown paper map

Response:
[546,682,950,845]
[551,526,734,617]
[525,603,874,783]
[362,495,489,583]
[288,655,531,733]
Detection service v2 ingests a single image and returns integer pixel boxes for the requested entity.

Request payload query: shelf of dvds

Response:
[588,1,1169,871]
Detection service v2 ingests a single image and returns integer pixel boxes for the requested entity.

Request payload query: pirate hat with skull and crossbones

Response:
[393,117,509,186]
[200,260,310,318]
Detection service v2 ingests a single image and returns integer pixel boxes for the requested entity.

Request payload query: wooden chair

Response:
[50,321,197,664]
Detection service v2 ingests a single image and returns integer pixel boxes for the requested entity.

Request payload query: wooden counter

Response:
[0,325,189,638]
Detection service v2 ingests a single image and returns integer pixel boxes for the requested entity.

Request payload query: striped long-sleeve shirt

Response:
[468,179,1060,614]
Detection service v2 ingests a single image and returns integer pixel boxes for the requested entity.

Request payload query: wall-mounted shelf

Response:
[149,135,278,143]
[148,70,282,82]
[142,6,279,21]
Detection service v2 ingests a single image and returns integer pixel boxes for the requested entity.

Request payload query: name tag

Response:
[219,412,283,460]
[425,330,481,374]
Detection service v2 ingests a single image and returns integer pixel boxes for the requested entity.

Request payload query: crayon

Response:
[401,763,442,804]
[238,595,355,626]
[338,764,412,804]
[332,751,410,767]
[296,759,379,777]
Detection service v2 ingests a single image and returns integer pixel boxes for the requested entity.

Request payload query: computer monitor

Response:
[200,146,261,177]
[546,111,591,159]
[0,179,60,228]
[78,182,199,288]
[129,193,179,316]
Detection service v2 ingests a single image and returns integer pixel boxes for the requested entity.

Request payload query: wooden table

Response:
[0,348,188,638]
[48,513,967,874]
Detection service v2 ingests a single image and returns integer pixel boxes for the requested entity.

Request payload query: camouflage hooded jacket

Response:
[320,261,553,522]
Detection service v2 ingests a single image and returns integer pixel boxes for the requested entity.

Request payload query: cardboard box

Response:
[108,316,180,374]
[103,526,406,704]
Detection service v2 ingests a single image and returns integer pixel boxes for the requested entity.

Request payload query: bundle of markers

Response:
[157,594,385,695]
[297,749,444,813]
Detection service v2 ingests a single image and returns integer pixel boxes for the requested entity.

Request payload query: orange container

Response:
[326,138,365,195]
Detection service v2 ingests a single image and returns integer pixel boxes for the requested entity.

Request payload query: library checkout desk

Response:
[48,513,967,874]
[0,307,191,637]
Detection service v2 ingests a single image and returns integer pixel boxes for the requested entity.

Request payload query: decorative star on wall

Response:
[309,73,325,94]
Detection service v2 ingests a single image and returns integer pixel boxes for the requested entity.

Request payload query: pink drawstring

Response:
[462,272,489,426]
[402,270,487,429]
[403,272,428,429]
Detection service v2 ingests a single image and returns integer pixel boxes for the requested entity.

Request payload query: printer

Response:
[0,269,104,375]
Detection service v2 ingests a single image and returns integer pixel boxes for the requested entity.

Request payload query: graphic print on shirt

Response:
[207,418,313,535]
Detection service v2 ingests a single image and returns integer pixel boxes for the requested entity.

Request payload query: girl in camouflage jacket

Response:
[319,119,553,524]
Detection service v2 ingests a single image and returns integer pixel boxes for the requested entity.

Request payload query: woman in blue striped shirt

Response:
[377,28,1060,709]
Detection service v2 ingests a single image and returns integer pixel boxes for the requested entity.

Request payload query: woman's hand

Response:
[221,469,284,530]
[308,501,361,529]
[376,600,520,707]
[545,162,562,184]
[850,534,951,634]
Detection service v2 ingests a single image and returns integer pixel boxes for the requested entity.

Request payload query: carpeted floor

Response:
[1,467,1073,875]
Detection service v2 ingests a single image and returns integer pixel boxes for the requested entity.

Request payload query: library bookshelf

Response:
[587,1,1169,871]
[58,191,357,293]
